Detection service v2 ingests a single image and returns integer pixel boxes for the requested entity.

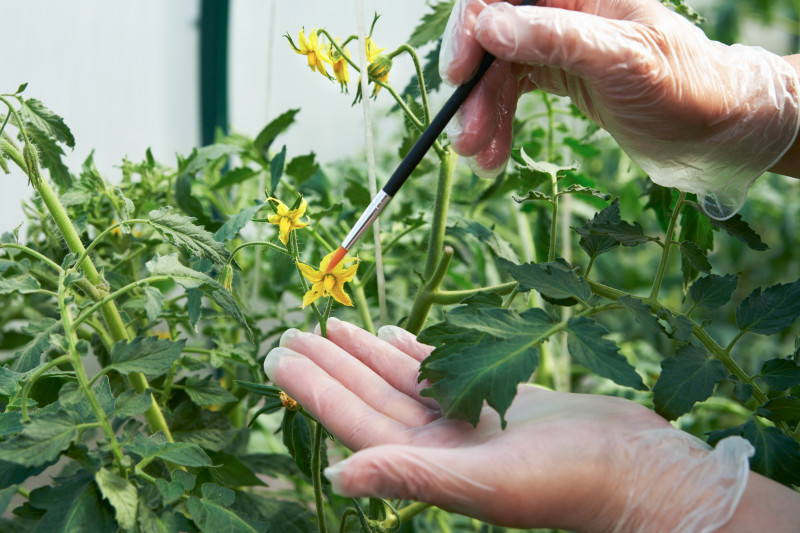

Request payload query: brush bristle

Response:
[325,246,348,273]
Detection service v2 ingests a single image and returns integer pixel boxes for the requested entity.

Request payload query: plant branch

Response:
[432,281,518,305]
[648,192,686,303]
[312,422,329,533]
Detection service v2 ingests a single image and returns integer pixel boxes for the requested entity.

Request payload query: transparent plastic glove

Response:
[440,0,800,219]
[263,318,754,532]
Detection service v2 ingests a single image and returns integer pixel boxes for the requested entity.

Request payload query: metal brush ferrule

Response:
[342,190,392,250]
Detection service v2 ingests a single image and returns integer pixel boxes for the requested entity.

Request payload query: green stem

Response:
[391,44,431,125]
[312,422,329,533]
[58,272,126,476]
[226,240,292,267]
[160,361,180,408]
[351,277,376,335]
[423,148,457,279]
[0,243,64,273]
[20,354,72,422]
[432,281,518,305]
[543,93,555,161]
[73,275,171,329]
[396,501,431,524]
[648,192,686,303]
[548,190,558,263]
[406,246,454,335]
[72,219,148,273]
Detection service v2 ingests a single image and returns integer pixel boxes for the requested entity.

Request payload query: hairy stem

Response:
[312,422,329,533]
[648,192,686,303]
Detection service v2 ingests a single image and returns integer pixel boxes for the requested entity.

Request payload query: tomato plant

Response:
[0,2,798,532]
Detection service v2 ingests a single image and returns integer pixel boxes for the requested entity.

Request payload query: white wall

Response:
[0,0,428,232]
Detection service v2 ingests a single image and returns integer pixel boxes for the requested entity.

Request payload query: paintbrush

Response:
[326,0,539,273]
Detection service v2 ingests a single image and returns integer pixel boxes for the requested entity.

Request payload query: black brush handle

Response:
[383,0,539,197]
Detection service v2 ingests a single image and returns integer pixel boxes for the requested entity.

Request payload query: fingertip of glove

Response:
[263,346,303,380]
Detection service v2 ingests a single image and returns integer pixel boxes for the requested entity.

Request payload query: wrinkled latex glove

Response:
[440,0,800,219]
[263,318,754,532]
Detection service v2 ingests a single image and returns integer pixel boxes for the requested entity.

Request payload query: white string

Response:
[355,0,388,326]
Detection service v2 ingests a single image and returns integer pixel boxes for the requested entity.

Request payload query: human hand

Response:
[263,318,753,531]
[440,0,800,219]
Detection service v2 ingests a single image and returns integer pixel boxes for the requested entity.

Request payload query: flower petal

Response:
[278,217,291,245]
[330,283,353,307]
[302,288,324,308]
[337,262,359,283]
[323,274,336,293]
[297,262,323,284]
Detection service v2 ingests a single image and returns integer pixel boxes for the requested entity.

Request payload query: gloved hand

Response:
[440,0,800,219]
[263,317,754,532]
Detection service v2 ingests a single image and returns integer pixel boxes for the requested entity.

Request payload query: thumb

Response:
[474,3,654,84]
[324,445,492,508]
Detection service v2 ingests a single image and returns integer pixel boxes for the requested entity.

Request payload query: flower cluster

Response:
[285,28,391,97]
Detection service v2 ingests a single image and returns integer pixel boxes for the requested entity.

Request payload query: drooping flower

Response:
[354,37,392,102]
[329,40,350,92]
[365,37,385,63]
[267,197,310,245]
[297,250,359,308]
[286,29,333,79]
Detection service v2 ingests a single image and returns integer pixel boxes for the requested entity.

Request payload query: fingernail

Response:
[377,325,401,342]
[323,460,348,494]
[279,328,301,347]
[263,347,301,379]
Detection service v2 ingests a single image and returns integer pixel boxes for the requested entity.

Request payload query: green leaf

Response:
[0,367,23,398]
[146,254,253,344]
[408,0,455,47]
[736,279,800,336]
[518,150,577,181]
[187,483,267,533]
[420,305,552,427]
[124,431,214,468]
[755,396,800,427]
[213,167,258,190]
[689,274,738,310]
[25,124,72,189]
[285,152,319,184]
[498,258,591,306]
[558,184,610,201]
[95,467,138,531]
[231,492,318,533]
[618,296,665,335]
[142,285,164,322]
[668,314,694,342]
[0,412,77,467]
[757,358,800,391]
[652,345,727,420]
[254,109,299,157]
[512,190,551,203]
[185,144,241,174]
[573,218,654,247]
[644,183,675,232]
[566,316,646,390]
[0,412,23,437]
[449,217,520,263]
[707,211,768,251]
[113,389,154,418]
[28,473,117,533]
[11,318,61,372]
[214,202,264,242]
[742,418,800,486]
[269,145,286,194]
[206,451,267,487]
[184,375,238,407]
[0,484,17,516]
[107,336,185,379]
[577,199,622,260]
[155,478,186,506]
[679,241,711,274]
[282,411,316,478]
[168,401,236,451]
[148,207,231,267]
[679,204,714,286]
[19,99,75,148]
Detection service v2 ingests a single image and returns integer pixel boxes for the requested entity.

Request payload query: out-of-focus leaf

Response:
[679,241,711,274]
[214,202,263,242]
[254,108,299,158]
[757,358,800,391]
[652,345,727,420]
[408,0,454,47]
[285,152,319,184]
[707,210,768,251]
[0,275,40,295]
[755,396,800,427]
[679,204,714,287]
[113,389,154,418]
[269,145,286,194]
[618,296,665,335]
[498,258,591,306]
[27,473,117,533]
[168,401,236,451]
[187,483,267,533]
[449,217,520,263]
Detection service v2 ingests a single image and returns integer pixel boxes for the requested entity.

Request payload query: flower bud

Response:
[222,263,234,292]
[367,54,392,82]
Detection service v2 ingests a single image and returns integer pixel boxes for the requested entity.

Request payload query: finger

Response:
[322,318,440,410]
[440,0,524,86]
[278,329,438,428]
[474,3,659,85]
[377,325,434,363]
[466,67,519,178]
[323,445,497,517]
[446,59,510,157]
[263,347,415,450]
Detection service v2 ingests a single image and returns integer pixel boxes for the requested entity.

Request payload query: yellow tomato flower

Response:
[297,251,359,308]
[267,198,310,246]
[329,40,350,92]
[287,28,333,79]
[365,37,385,63]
